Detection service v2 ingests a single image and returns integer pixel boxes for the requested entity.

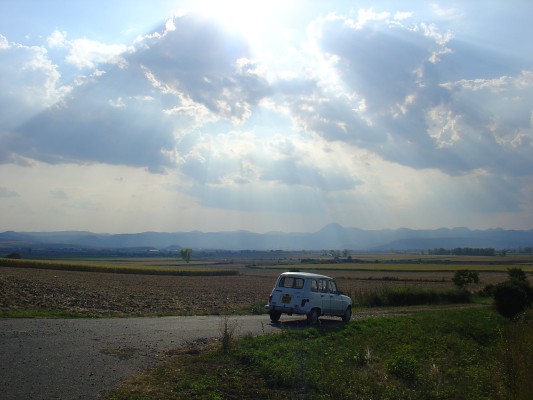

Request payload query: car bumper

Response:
[266,304,308,315]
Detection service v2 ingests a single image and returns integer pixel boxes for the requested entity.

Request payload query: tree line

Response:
[428,247,496,256]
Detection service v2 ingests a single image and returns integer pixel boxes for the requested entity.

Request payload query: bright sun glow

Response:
[190,0,280,40]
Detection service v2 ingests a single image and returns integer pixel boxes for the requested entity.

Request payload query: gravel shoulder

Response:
[0,315,284,400]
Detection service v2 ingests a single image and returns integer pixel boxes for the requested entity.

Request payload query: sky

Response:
[0,1,532,234]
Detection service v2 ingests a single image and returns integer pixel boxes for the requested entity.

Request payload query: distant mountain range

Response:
[1,224,533,252]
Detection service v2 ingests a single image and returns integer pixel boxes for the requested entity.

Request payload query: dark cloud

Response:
[285,14,533,177]
[131,14,271,121]
[3,14,272,172]
[319,17,454,111]
[12,69,175,172]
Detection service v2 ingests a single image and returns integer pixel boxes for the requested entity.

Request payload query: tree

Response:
[508,267,527,283]
[180,248,192,263]
[492,267,532,319]
[452,270,479,289]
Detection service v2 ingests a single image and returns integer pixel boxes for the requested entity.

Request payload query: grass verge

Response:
[0,309,98,318]
[107,308,533,399]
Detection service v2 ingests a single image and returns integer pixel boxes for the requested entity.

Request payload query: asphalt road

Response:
[0,314,292,400]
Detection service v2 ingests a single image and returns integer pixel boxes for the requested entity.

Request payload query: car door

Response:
[327,280,345,316]
[318,279,331,314]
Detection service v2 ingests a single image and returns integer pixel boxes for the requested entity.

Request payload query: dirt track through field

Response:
[0,314,286,400]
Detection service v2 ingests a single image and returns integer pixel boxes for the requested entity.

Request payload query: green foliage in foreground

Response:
[108,308,533,400]
[0,258,239,277]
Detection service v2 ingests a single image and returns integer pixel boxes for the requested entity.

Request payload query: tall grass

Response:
[496,311,533,400]
[352,286,471,307]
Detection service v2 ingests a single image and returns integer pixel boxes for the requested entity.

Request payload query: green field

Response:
[253,262,533,272]
[251,254,533,272]
[0,257,239,276]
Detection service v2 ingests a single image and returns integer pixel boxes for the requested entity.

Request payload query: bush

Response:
[493,281,530,319]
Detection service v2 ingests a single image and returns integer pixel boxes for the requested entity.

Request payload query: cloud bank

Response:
[0,3,532,232]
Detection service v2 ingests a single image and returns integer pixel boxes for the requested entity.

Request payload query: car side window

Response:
[310,279,318,292]
[279,277,291,288]
[279,277,304,289]
[328,280,338,294]
[318,279,328,293]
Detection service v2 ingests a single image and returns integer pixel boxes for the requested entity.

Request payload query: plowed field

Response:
[0,265,503,316]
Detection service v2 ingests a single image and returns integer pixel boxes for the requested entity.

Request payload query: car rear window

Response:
[279,277,304,289]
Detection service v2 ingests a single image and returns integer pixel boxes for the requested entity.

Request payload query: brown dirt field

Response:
[0,266,508,317]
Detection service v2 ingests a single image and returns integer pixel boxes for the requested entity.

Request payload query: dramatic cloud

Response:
[0,2,532,233]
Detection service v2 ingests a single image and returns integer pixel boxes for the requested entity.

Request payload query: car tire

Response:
[307,308,320,325]
[342,306,352,322]
[269,310,282,322]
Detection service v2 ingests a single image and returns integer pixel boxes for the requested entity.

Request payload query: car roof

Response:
[278,271,333,280]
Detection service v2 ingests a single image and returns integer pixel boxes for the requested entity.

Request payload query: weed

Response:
[219,315,238,354]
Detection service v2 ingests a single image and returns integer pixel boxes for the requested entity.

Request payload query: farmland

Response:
[1,253,531,317]
[2,252,532,399]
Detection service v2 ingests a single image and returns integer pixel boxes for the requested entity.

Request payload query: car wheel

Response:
[342,306,352,322]
[307,308,320,325]
[269,310,282,322]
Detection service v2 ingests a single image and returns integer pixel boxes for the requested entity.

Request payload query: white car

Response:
[266,271,352,324]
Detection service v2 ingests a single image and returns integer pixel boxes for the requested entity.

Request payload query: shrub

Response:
[452,270,479,289]
[493,281,530,319]
[507,267,533,304]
